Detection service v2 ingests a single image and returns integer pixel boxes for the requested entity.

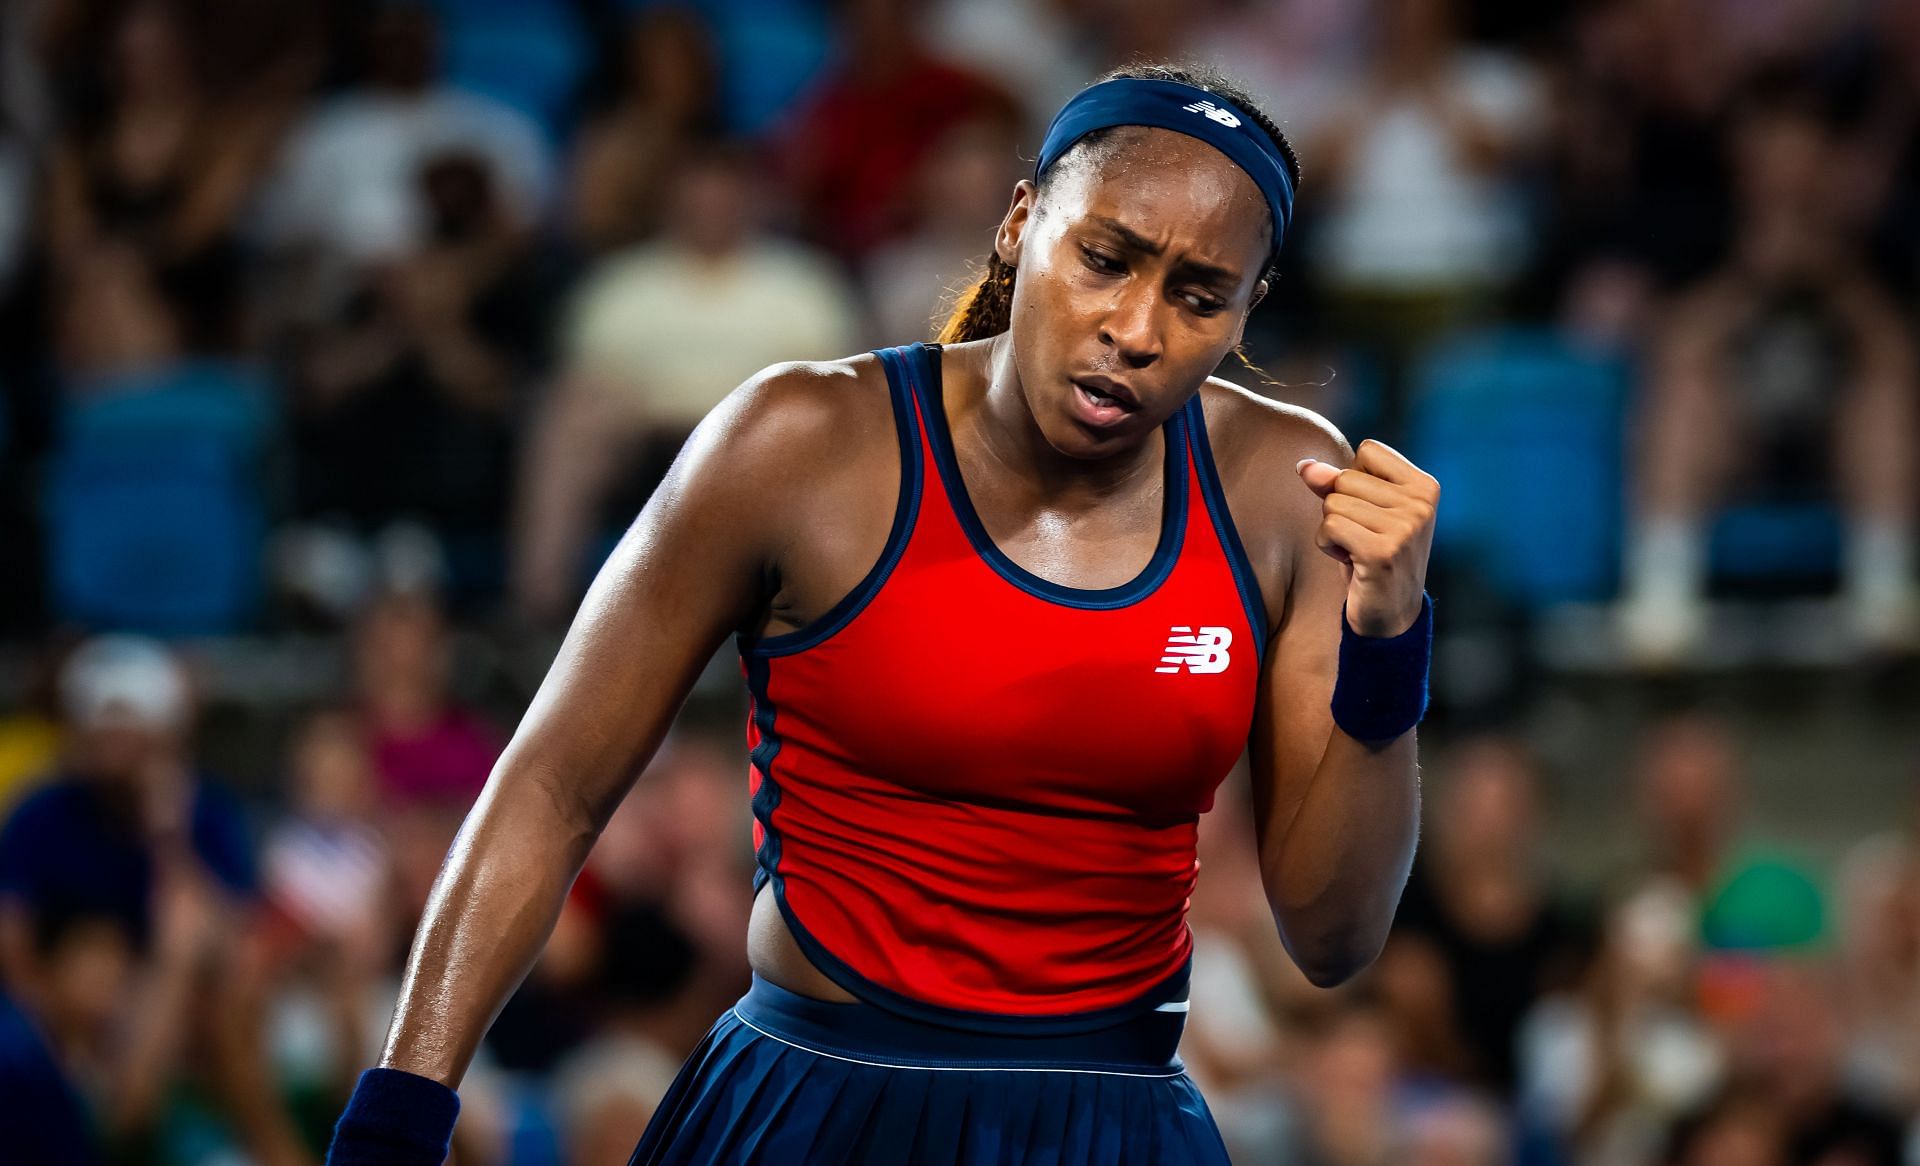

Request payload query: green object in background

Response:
[1700,853,1826,952]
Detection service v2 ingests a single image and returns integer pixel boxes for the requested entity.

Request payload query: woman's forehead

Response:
[1044,128,1272,269]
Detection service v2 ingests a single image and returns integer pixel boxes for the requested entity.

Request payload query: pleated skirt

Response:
[627,974,1231,1165]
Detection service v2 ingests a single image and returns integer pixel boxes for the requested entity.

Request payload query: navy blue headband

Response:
[1035,77,1295,269]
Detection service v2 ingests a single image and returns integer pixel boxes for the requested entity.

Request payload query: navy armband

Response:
[1330,593,1433,744]
[327,1067,461,1166]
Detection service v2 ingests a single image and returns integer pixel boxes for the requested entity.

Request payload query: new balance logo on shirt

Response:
[1157,627,1233,674]
[1181,100,1241,128]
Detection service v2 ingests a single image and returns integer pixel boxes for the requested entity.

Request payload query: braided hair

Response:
[936,63,1299,345]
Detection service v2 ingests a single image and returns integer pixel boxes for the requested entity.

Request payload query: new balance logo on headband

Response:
[1156,627,1233,674]
[1181,100,1241,128]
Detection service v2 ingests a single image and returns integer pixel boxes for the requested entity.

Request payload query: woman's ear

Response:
[1229,279,1270,351]
[994,179,1037,267]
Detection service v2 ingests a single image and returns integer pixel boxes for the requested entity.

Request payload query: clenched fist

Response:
[1297,440,1439,638]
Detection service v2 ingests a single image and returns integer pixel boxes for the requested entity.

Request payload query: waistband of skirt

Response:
[732,974,1188,1073]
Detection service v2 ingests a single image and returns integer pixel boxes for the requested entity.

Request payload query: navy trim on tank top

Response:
[913,343,1190,610]
[1183,393,1271,660]
[743,346,926,658]
[746,652,784,894]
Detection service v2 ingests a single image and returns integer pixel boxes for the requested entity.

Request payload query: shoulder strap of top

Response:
[1184,391,1271,653]
[743,347,925,657]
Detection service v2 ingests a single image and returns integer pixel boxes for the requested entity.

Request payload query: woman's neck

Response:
[953,334,1163,505]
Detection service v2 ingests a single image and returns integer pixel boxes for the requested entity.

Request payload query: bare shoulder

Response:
[1190,378,1354,623]
[1196,376,1353,475]
[697,354,895,461]
[666,354,904,578]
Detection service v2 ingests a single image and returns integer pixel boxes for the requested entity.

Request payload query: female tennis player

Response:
[328,64,1436,1165]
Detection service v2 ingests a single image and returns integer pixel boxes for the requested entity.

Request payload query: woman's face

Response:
[997,127,1272,460]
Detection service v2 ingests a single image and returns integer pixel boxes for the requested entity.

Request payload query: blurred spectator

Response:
[1519,882,1724,1166]
[1309,0,1544,418]
[352,585,502,1013]
[0,903,133,1165]
[928,0,1094,119]
[546,902,694,1164]
[257,5,551,266]
[1389,735,1585,1091]
[263,712,388,955]
[1182,0,1374,152]
[552,1042,682,1166]
[864,109,1025,343]
[1281,1003,1407,1166]
[0,635,309,1165]
[778,0,1021,259]
[1399,1091,1510,1166]
[258,710,393,1148]
[1714,962,1905,1166]
[1617,714,1826,976]
[284,147,555,559]
[52,241,184,380]
[1619,86,1920,661]
[1831,829,1920,1113]
[0,636,251,965]
[566,6,719,254]
[1075,0,1193,71]
[42,1,287,352]
[1545,0,1743,300]
[1625,716,1745,905]
[353,589,499,813]
[511,143,860,622]
[1662,1090,1788,1166]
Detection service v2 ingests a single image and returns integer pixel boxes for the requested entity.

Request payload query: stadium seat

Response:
[46,363,272,635]
[1707,501,1842,590]
[433,0,589,140]
[1407,328,1630,609]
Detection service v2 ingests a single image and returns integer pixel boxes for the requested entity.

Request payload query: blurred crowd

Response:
[0,0,1919,1162]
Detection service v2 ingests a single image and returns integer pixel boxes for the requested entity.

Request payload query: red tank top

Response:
[741,343,1268,1032]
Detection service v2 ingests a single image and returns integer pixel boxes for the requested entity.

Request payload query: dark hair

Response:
[937,63,1299,344]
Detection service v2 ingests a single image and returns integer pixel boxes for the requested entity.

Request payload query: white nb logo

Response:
[1157,626,1233,674]
[1181,100,1242,128]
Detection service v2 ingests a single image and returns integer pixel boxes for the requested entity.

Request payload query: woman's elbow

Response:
[1293,948,1378,989]
[1275,915,1392,989]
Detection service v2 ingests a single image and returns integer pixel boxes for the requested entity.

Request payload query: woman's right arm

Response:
[374,365,828,1086]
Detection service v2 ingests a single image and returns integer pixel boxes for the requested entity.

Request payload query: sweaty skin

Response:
[378,129,1428,1084]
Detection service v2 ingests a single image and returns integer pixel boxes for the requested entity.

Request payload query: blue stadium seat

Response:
[1407,328,1630,608]
[1707,502,1842,586]
[46,363,272,635]
[433,0,589,140]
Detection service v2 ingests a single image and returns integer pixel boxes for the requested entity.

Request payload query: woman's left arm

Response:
[1247,438,1438,988]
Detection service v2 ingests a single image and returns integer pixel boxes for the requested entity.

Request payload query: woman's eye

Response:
[1182,292,1226,315]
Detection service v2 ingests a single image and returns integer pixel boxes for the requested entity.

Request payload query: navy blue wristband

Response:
[1330,593,1433,744]
[327,1067,461,1166]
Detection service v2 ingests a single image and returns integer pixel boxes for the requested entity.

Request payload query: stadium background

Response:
[1,0,1919,1162]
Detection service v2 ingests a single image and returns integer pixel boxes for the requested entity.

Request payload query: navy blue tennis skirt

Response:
[627,975,1231,1164]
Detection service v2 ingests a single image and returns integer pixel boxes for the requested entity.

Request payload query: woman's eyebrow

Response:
[1086,214,1241,286]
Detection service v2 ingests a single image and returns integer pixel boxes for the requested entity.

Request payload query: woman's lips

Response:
[1070,378,1137,428]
